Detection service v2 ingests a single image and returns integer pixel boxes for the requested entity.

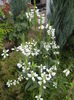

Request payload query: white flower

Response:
[32,77,35,81]
[13,80,16,85]
[26,12,29,19]
[46,74,51,81]
[17,61,24,69]
[11,48,15,51]
[27,73,31,78]
[47,68,56,77]
[51,71,56,76]
[43,86,46,89]
[50,66,57,71]
[28,62,31,65]
[26,78,29,80]
[43,80,46,84]
[37,14,40,18]
[35,6,38,9]
[27,71,38,82]
[18,75,23,82]
[43,42,51,51]
[35,9,39,15]
[56,61,60,65]
[38,81,42,86]
[49,26,52,30]
[6,82,11,87]
[17,63,22,68]
[53,52,59,55]
[38,25,44,30]
[53,82,57,88]
[45,24,48,29]
[41,14,45,17]
[17,81,19,84]
[22,68,25,72]
[52,29,55,34]
[47,30,51,35]
[35,95,43,100]
[1,49,9,59]
[6,80,13,87]
[37,77,42,81]
[63,69,70,77]
[31,9,34,12]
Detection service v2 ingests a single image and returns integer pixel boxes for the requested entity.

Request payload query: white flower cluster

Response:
[6,61,71,99]
[17,60,25,69]
[37,13,45,24]
[45,24,60,55]
[6,75,23,87]
[26,11,34,22]
[43,42,51,51]
[37,65,57,89]
[16,61,38,82]
[6,59,57,100]
[26,6,46,30]
[6,60,57,89]
[16,40,40,57]
[38,14,45,30]
[1,49,9,59]
[26,7,40,22]
[63,69,70,77]
[6,61,32,87]
[17,60,31,73]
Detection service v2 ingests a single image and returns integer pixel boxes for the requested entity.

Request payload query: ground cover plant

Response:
[0,0,74,100]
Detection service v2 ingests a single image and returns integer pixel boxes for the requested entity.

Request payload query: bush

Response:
[10,0,27,19]
[0,51,25,100]
[0,2,74,100]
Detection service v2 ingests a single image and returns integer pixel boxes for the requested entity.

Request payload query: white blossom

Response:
[16,41,40,57]
[38,25,44,30]
[45,24,49,29]
[1,49,9,59]
[43,42,51,51]
[35,95,43,100]
[63,69,70,77]
[53,82,57,88]
[17,61,24,69]
[37,17,45,24]
[27,71,38,82]
[38,81,42,86]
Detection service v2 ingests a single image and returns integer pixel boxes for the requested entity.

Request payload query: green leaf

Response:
[25,80,33,90]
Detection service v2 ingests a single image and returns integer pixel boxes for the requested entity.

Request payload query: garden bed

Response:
[0,0,74,100]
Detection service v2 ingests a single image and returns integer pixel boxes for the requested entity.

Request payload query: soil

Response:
[3,40,15,50]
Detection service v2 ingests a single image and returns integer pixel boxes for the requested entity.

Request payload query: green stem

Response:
[34,0,37,31]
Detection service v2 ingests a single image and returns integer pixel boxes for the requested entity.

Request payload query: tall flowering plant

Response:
[1,2,71,100]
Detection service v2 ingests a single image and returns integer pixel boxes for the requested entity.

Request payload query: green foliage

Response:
[0,21,13,49]
[10,0,27,18]
[0,8,5,18]
[0,49,73,100]
[0,1,74,99]
[0,51,37,100]
[0,51,25,100]
[50,0,74,47]
[8,11,30,45]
